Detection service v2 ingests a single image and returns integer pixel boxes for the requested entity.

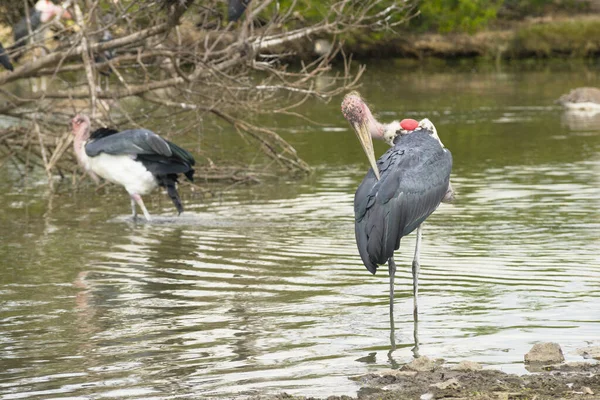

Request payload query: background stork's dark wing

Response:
[354,131,452,274]
[137,142,196,214]
[85,129,172,158]
[228,0,251,21]
[0,43,13,71]
[12,11,42,52]
[90,127,119,140]
[137,140,196,182]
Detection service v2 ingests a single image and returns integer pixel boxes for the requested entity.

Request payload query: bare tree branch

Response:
[0,0,413,186]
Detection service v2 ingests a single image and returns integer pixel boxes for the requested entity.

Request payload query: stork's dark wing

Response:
[137,140,196,182]
[12,11,42,48]
[228,0,251,21]
[90,127,119,140]
[0,43,13,71]
[354,130,452,274]
[85,129,172,158]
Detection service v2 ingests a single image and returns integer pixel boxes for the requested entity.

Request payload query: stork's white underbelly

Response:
[88,153,157,195]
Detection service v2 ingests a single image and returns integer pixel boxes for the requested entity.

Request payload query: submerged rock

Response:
[524,342,565,364]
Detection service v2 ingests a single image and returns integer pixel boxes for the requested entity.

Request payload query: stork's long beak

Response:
[353,121,380,180]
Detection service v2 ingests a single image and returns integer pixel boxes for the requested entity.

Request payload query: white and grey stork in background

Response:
[11,0,72,60]
[341,91,454,323]
[71,114,196,221]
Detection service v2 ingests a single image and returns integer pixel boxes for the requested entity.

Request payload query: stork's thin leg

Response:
[130,197,138,220]
[412,313,421,358]
[388,256,397,315]
[412,225,422,322]
[132,194,152,221]
[388,256,397,350]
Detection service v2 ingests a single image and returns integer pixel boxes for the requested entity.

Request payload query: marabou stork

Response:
[11,0,72,58]
[71,114,196,221]
[228,0,251,22]
[341,92,453,321]
[94,30,116,77]
[0,43,13,71]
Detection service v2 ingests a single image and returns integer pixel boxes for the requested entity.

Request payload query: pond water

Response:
[1,60,599,399]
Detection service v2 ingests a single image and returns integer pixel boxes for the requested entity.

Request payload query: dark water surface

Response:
[1,60,599,399]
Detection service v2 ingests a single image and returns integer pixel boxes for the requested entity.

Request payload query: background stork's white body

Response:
[73,127,158,221]
[75,140,158,195]
[71,114,196,221]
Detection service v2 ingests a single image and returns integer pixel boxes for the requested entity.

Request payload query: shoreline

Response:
[335,14,600,61]
[249,347,600,399]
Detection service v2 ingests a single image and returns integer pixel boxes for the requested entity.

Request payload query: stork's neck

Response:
[382,122,400,146]
[73,129,90,168]
[364,108,385,141]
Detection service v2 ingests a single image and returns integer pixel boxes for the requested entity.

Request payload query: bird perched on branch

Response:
[0,43,13,71]
[11,0,72,59]
[94,30,116,77]
[341,92,453,319]
[71,114,196,221]
[228,0,251,22]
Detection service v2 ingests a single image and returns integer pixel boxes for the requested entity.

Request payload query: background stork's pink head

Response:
[71,114,90,138]
[35,0,72,23]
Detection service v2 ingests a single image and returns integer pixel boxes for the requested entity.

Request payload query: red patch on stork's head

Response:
[400,119,419,131]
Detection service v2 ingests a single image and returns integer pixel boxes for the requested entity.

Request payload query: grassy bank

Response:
[342,15,600,60]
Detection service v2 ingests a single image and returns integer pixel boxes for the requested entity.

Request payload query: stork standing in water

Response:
[71,114,195,221]
[341,92,453,324]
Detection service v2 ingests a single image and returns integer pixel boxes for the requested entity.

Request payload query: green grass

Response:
[512,18,600,57]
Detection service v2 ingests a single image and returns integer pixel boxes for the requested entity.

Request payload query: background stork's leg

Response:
[130,197,138,220]
[132,193,152,221]
[412,225,422,322]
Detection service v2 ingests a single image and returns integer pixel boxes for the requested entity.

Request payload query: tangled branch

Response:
[0,0,412,187]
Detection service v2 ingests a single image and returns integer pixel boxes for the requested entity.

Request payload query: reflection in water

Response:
[1,63,600,398]
[560,109,600,131]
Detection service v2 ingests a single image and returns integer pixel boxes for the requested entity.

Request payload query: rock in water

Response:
[524,342,565,364]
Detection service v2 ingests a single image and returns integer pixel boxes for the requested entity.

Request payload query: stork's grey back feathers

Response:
[85,129,172,158]
[354,130,452,274]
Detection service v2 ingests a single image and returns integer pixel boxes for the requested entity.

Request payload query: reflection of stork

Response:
[0,43,13,71]
[341,92,453,329]
[71,114,196,221]
[11,0,72,59]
